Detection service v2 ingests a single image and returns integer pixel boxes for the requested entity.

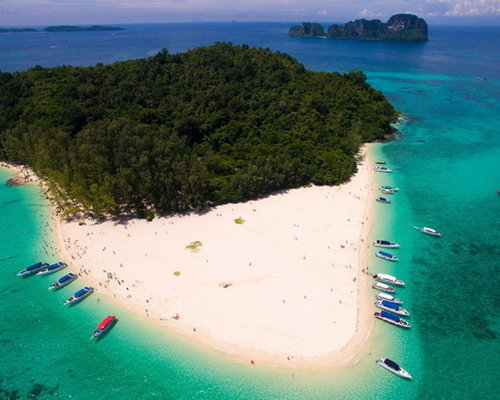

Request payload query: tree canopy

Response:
[0,42,397,217]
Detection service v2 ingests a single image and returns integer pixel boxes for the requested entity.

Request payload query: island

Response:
[0,43,397,366]
[0,25,124,33]
[289,13,428,42]
[0,43,397,218]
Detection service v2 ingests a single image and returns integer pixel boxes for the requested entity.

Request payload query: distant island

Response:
[289,14,428,42]
[0,25,124,33]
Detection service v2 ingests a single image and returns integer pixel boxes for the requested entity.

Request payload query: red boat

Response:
[91,315,117,339]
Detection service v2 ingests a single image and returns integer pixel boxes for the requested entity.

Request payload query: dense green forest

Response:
[0,43,397,217]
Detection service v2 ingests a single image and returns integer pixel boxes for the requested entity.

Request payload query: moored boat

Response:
[375,292,403,304]
[48,273,77,290]
[17,261,48,277]
[376,197,391,203]
[63,286,94,305]
[372,282,397,293]
[374,311,411,328]
[376,251,399,261]
[373,240,400,248]
[91,315,117,339]
[376,358,412,379]
[37,261,66,275]
[375,161,386,164]
[374,166,392,173]
[379,186,400,194]
[420,226,442,237]
[373,273,405,286]
[375,300,410,316]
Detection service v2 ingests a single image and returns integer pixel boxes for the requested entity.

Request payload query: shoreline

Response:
[2,145,378,369]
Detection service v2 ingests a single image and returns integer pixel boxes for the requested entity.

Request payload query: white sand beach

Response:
[50,147,376,368]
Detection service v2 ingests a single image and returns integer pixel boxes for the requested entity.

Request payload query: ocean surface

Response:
[1,22,499,399]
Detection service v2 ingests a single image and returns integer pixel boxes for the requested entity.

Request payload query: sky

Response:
[0,0,499,26]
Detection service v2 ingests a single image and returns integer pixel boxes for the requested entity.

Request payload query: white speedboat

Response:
[375,300,410,316]
[63,286,94,306]
[379,186,400,194]
[48,273,77,290]
[376,358,412,379]
[16,261,48,277]
[372,282,396,293]
[376,197,391,204]
[375,292,403,304]
[37,262,66,275]
[374,167,392,173]
[376,251,399,261]
[373,273,405,286]
[420,226,442,237]
[373,240,400,248]
[374,311,411,328]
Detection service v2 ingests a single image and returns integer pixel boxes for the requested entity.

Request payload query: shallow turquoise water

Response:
[1,23,500,399]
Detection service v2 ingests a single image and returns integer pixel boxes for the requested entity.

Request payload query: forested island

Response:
[289,14,428,42]
[0,43,397,217]
[0,25,124,33]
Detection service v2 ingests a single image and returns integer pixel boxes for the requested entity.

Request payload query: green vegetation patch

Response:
[234,217,245,224]
[185,241,203,251]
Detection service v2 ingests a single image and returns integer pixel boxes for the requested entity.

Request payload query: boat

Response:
[374,166,392,173]
[420,226,442,237]
[16,261,48,277]
[376,197,391,204]
[372,282,396,293]
[375,300,410,316]
[376,251,399,261]
[376,358,413,379]
[91,315,117,339]
[375,292,403,304]
[373,240,400,248]
[375,161,386,165]
[63,286,94,305]
[379,186,400,194]
[374,311,411,328]
[373,273,405,286]
[37,261,66,275]
[48,273,77,290]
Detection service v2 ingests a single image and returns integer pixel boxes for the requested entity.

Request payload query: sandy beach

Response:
[5,146,377,368]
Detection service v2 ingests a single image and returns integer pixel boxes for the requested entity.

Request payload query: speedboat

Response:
[376,197,391,203]
[376,358,412,379]
[37,262,66,275]
[379,186,400,194]
[376,251,399,261]
[48,273,77,290]
[374,311,411,328]
[375,300,410,316]
[374,167,392,173]
[91,315,117,339]
[373,240,400,248]
[63,286,94,306]
[420,227,442,237]
[372,282,396,293]
[17,261,48,277]
[375,292,403,304]
[375,250,399,260]
[375,161,386,165]
[373,273,405,286]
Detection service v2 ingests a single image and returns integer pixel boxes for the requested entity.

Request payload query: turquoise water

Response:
[1,23,500,399]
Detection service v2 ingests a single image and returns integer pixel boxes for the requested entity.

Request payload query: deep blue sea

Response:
[1,22,499,399]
